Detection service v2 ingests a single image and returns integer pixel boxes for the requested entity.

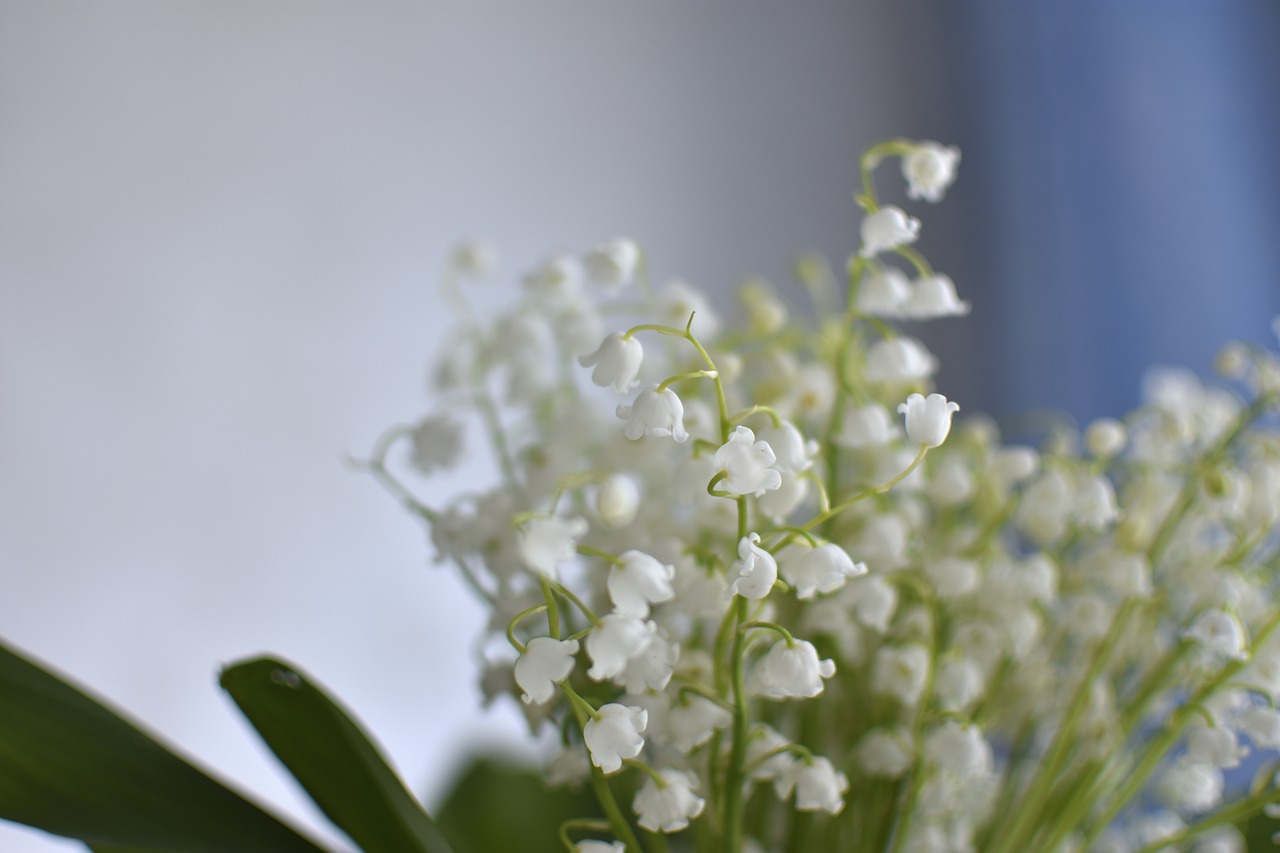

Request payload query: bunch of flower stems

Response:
[364,140,1280,853]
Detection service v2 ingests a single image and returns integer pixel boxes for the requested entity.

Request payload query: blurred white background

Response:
[0,4,944,849]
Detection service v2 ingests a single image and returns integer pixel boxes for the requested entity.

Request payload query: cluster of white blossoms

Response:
[365,139,1280,853]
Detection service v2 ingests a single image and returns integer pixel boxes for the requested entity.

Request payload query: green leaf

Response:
[433,756,603,853]
[220,656,454,853]
[0,636,329,852]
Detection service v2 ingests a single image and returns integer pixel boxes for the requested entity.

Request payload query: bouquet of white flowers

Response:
[356,140,1280,853]
[2,140,1279,853]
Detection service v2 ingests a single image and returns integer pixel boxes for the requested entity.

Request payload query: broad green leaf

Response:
[433,756,602,853]
[220,656,454,853]
[0,636,329,852]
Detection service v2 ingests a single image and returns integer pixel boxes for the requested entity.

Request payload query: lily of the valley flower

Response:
[898,392,960,448]
[517,515,589,577]
[903,274,970,319]
[776,756,849,815]
[632,768,705,833]
[407,414,464,474]
[726,533,778,600]
[859,206,920,258]
[586,614,656,681]
[714,426,782,496]
[779,542,866,600]
[579,332,644,392]
[617,385,690,443]
[751,639,836,699]
[583,703,648,774]
[595,474,640,528]
[666,694,733,751]
[514,637,580,705]
[583,238,640,291]
[575,842,625,853]
[865,337,937,383]
[901,141,961,203]
[856,266,911,317]
[757,421,819,474]
[608,550,676,617]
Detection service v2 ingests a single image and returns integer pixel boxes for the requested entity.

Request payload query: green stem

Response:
[798,445,927,536]
[990,598,1140,853]
[566,692,645,853]
[722,597,751,853]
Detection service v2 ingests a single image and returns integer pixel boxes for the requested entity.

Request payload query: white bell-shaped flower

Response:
[860,206,920,258]
[514,637,580,705]
[583,703,647,774]
[1239,706,1280,748]
[934,657,985,712]
[621,632,678,694]
[633,768,705,833]
[923,721,993,776]
[713,426,783,496]
[776,756,849,815]
[899,393,960,448]
[583,238,640,291]
[903,274,970,319]
[448,239,498,277]
[655,279,719,339]
[586,615,656,681]
[757,473,809,523]
[579,333,644,392]
[1072,474,1119,531]
[836,403,898,448]
[927,456,976,506]
[1085,417,1128,457]
[901,141,961,203]
[608,550,676,617]
[407,414,464,475]
[575,841,625,853]
[865,337,938,383]
[667,694,733,751]
[856,265,911,317]
[1186,725,1248,769]
[757,421,818,474]
[751,639,836,699]
[872,644,931,706]
[923,555,979,599]
[854,726,914,779]
[1184,609,1248,660]
[518,515,589,578]
[617,385,690,443]
[850,574,899,634]
[594,474,640,528]
[779,542,866,600]
[726,533,778,600]
[747,725,797,783]
[522,253,582,302]
[1156,759,1223,815]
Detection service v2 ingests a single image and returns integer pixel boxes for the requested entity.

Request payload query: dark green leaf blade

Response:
[0,636,330,852]
[433,756,602,853]
[220,656,454,853]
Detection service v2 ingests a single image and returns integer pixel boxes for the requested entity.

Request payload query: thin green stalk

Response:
[565,689,645,853]
[989,599,1140,853]
[722,598,751,853]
